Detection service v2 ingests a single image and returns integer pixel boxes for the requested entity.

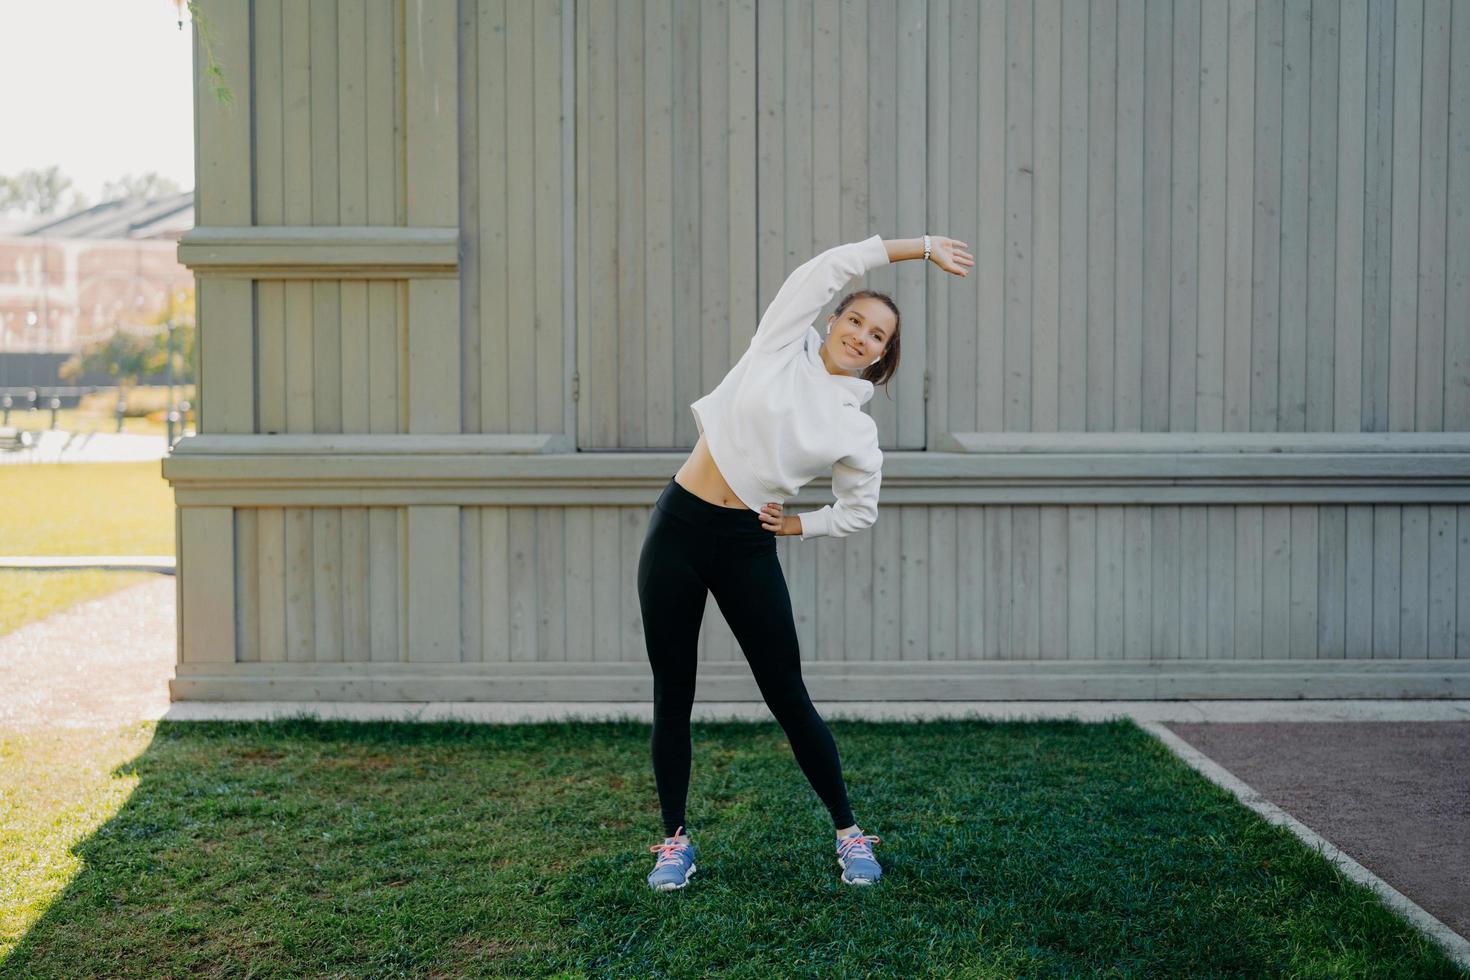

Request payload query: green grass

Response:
[0,460,173,636]
[0,461,174,557]
[2,717,1464,978]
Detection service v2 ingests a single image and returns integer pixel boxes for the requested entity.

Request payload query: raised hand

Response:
[927,236,973,277]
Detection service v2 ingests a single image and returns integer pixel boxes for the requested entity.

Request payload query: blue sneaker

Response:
[836,829,883,885]
[647,827,697,891]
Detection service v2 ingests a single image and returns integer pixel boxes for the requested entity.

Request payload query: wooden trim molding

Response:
[161,433,1470,506]
[177,226,459,278]
[169,658,1470,701]
[933,431,1470,454]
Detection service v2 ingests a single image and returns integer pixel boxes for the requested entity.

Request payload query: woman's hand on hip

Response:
[760,502,796,535]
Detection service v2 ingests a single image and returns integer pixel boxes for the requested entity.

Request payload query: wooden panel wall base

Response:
[169,658,1470,702]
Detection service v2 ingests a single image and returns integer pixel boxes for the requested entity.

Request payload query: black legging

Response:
[636,476,856,837]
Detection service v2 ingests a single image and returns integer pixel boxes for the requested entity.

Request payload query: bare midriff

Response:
[673,433,750,509]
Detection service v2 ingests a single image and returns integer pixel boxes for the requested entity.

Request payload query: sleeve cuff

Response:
[797,507,831,540]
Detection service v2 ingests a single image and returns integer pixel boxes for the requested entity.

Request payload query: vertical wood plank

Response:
[507,507,538,660]
[1095,505,1125,658]
[1206,505,1235,657]
[1004,0,1033,432]
[1039,505,1068,658]
[1277,0,1310,432]
[900,507,929,660]
[1140,0,1172,432]
[671,0,701,445]
[1086,0,1117,433]
[1057,0,1088,432]
[1305,0,1339,431]
[1262,505,1291,655]
[1223,0,1255,432]
[1150,505,1179,659]
[1031,0,1061,433]
[1388,0,1423,431]
[616,0,646,445]
[284,506,314,661]
[341,504,370,662]
[872,508,902,659]
[1250,0,1283,432]
[234,509,259,662]
[368,508,400,661]
[1234,505,1263,657]
[1459,506,1470,656]
[590,508,621,662]
[621,507,650,661]
[534,0,565,434]
[930,506,959,659]
[480,507,509,661]
[563,507,593,662]
[977,0,1007,432]
[728,0,757,376]
[1122,507,1150,658]
[844,511,876,661]
[364,0,398,225]
[1361,0,1394,431]
[1399,504,1430,657]
[313,505,344,662]
[1195,0,1226,431]
[407,506,460,661]
[1446,0,1470,430]
[815,535,846,662]
[535,508,567,660]
[1011,505,1041,659]
[1317,505,1347,658]
[257,509,287,662]
[1345,504,1375,657]
[1179,506,1209,658]
[1335,0,1367,432]
[1427,504,1457,657]
[1066,507,1096,658]
[1168,0,1199,432]
[1288,505,1318,658]
[1415,0,1451,431]
[984,506,1013,658]
[1372,504,1402,656]
[958,508,985,658]
[1113,0,1144,431]
[180,508,237,664]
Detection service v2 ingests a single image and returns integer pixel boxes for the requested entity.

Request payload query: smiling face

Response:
[823,296,897,376]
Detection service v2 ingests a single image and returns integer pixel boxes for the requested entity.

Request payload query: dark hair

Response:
[833,289,902,392]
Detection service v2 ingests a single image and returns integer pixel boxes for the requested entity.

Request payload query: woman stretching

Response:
[636,232,973,891]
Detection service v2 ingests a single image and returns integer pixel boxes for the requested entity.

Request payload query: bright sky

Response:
[0,0,195,203]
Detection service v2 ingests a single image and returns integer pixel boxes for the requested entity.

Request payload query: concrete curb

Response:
[0,556,175,572]
[1140,720,1470,971]
[158,699,1470,724]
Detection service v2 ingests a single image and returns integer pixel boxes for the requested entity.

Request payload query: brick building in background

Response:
[0,191,194,388]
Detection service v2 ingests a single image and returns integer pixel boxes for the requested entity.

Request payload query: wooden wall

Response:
[931,0,1470,439]
[167,0,1470,701]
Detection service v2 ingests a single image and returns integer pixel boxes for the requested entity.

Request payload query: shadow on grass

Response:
[3,716,1464,979]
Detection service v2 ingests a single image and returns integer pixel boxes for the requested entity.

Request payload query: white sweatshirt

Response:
[689,233,890,539]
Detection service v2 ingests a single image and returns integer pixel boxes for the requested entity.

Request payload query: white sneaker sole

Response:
[649,863,696,891]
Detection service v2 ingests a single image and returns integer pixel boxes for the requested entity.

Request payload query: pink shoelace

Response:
[837,831,881,862]
[649,826,691,868]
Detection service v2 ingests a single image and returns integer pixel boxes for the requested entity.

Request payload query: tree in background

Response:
[0,166,89,217]
[58,285,195,387]
[100,172,182,202]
